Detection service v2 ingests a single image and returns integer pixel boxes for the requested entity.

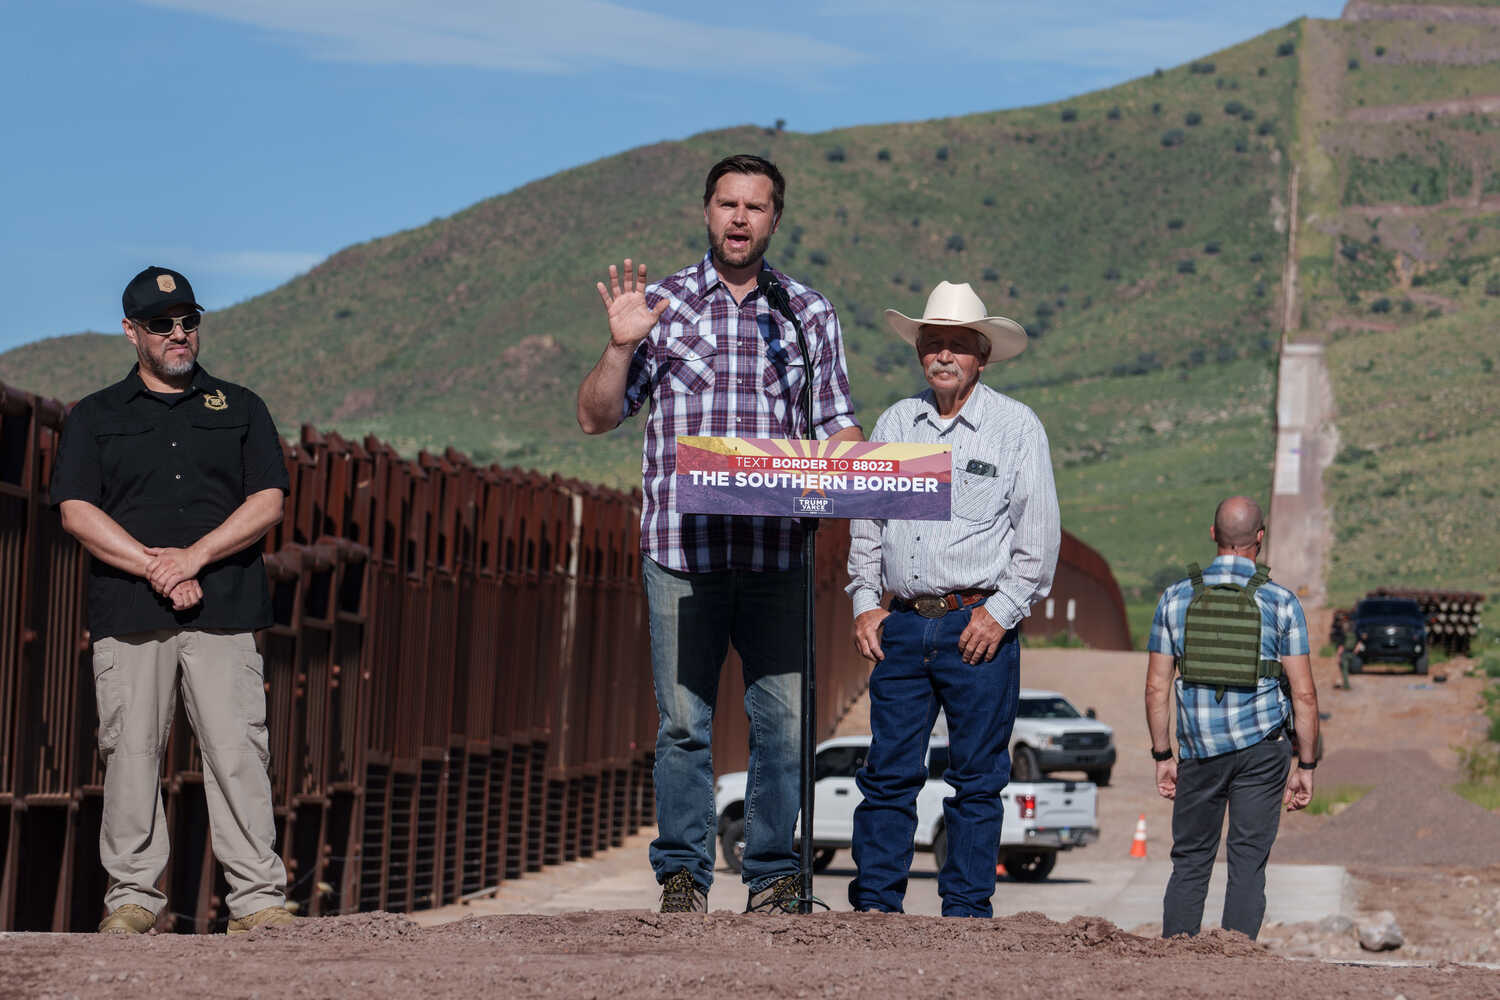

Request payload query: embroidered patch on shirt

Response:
[203,389,228,411]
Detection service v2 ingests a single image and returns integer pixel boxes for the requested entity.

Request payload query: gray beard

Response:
[140,349,196,380]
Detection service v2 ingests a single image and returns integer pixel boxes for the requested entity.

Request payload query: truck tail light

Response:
[1015,793,1036,819]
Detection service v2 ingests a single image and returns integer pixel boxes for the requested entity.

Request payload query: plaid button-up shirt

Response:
[621,254,859,572]
[1148,555,1309,759]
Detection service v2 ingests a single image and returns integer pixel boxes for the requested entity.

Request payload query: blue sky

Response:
[0,0,1342,354]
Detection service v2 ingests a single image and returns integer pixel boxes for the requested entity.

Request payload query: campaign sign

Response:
[675,437,952,520]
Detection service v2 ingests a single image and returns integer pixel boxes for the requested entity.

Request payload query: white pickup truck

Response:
[714,734,1099,882]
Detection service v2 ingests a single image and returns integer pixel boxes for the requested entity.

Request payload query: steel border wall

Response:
[0,379,876,931]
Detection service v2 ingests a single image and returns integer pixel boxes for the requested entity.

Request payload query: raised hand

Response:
[596,259,668,350]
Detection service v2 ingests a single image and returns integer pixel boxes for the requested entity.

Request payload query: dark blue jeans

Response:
[848,606,1020,917]
[641,556,802,892]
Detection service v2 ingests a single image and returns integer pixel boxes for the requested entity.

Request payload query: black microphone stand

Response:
[758,270,821,914]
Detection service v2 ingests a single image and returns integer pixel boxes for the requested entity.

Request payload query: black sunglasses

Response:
[135,313,202,336]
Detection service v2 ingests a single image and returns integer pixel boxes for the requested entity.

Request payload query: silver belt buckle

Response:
[912,596,948,619]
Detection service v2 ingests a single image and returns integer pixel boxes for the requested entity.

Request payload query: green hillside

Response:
[8,9,1498,624]
[0,24,1303,616]
[1293,7,1500,605]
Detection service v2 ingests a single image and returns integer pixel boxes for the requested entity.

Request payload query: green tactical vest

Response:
[1178,562,1284,701]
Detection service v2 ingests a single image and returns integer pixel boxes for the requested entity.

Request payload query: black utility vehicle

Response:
[1351,597,1428,675]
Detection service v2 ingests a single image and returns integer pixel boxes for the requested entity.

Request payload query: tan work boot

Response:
[227,905,296,933]
[98,903,156,934]
[745,874,803,914]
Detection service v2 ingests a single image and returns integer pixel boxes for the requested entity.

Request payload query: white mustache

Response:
[927,361,962,378]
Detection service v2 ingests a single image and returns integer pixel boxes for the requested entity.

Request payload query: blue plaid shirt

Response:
[1148,555,1309,759]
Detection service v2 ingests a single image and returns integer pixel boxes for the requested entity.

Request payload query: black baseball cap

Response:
[122,266,204,320]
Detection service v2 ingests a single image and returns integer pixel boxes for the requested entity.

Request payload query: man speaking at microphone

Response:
[576,154,863,913]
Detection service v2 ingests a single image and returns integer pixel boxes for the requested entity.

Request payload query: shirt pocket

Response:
[952,468,1008,524]
[188,408,251,484]
[760,339,806,433]
[94,421,155,484]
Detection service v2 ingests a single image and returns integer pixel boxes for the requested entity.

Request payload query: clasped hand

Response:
[144,546,207,610]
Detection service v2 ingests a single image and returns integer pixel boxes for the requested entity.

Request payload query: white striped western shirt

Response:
[846,383,1060,630]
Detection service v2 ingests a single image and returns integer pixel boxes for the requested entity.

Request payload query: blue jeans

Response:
[642,556,802,892]
[848,606,1020,917]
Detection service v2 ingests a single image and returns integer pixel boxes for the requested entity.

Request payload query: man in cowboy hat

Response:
[844,280,1060,917]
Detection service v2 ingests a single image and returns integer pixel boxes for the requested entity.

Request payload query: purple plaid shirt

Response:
[621,254,859,572]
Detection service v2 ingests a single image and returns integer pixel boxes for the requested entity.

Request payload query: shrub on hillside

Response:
[935,146,949,161]
[1152,102,1162,115]
[982,268,999,282]
[1008,285,1019,298]
[1161,128,1186,147]
[1249,252,1264,263]
[1257,120,1275,136]
[1339,243,1358,261]
[1375,45,1386,57]
[1107,106,1122,120]
[1240,108,1256,121]
[1178,259,1197,274]
[1104,267,1121,281]
[1190,61,1215,74]
[1234,138,1249,153]
[809,251,829,266]
[908,279,922,292]
[1223,100,1244,116]
[1486,274,1500,297]
[825,146,846,163]
[982,195,996,207]
[1371,297,1392,313]
[1061,108,1078,122]
[1185,111,1202,126]
[1348,58,1360,71]
[877,148,891,161]
[1204,242,1221,254]
[1167,218,1185,230]
[946,234,966,252]
[1276,40,1295,57]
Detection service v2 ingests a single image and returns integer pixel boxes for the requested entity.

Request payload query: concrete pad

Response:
[412,831,1350,933]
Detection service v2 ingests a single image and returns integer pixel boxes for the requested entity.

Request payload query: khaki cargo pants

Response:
[92,629,287,919]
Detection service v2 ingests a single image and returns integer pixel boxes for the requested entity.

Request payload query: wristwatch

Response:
[1150,747,1174,762]
[1296,759,1317,770]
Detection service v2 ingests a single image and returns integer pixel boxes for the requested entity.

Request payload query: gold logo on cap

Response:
[204,389,228,411]
[157,274,177,293]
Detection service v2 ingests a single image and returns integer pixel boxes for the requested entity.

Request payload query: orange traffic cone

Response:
[1130,814,1148,859]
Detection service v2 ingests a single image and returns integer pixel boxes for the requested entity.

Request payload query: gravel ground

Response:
[7,909,1500,1000]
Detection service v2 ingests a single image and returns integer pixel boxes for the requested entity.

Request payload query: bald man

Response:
[1144,497,1319,940]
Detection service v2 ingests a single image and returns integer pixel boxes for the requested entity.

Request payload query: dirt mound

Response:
[1274,749,1500,867]
[6,910,1498,999]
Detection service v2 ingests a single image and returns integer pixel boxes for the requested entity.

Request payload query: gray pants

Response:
[1162,731,1291,940]
[92,629,287,918]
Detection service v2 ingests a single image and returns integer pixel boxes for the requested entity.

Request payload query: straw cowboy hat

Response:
[884,281,1028,362]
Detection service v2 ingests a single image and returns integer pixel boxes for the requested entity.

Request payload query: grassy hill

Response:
[6,9,1498,633]
[1293,6,1500,607]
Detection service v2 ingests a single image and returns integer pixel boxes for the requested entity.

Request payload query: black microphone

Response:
[756,270,815,442]
[756,270,796,321]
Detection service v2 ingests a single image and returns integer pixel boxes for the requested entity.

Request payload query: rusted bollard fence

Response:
[0,379,871,931]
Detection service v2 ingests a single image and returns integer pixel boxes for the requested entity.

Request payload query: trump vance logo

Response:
[793,496,832,514]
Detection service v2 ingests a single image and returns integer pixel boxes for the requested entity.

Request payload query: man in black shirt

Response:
[51,266,295,934]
